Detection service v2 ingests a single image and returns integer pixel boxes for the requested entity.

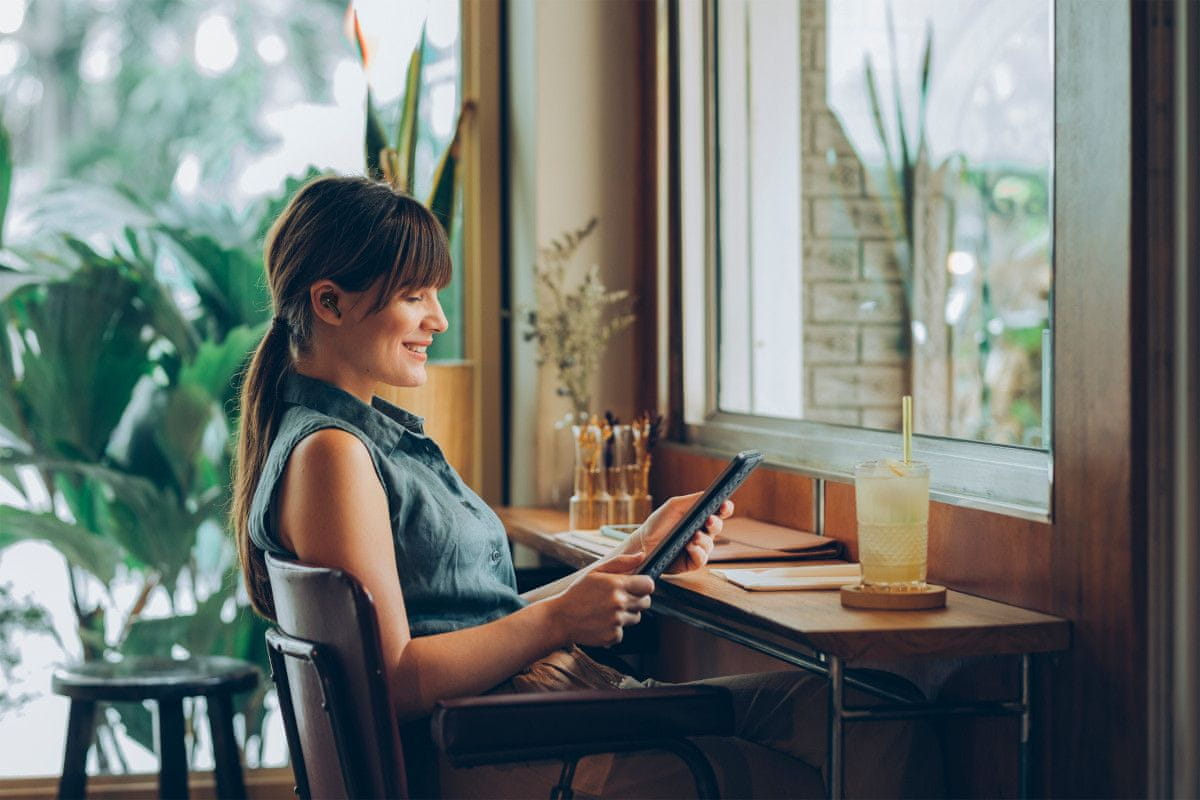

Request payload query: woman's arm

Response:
[277,429,653,719]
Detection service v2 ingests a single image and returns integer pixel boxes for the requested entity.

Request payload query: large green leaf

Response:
[154,384,216,497]
[0,266,51,302]
[122,590,227,657]
[97,485,209,588]
[4,449,205,583]
[1,264,158,461]
[0,453,196,577]
[110,701,155,757]
[155,229,269,334]
[0,507,124,583]
[25,183,158,241]
[180,322,267,415]
[109,329,252,499]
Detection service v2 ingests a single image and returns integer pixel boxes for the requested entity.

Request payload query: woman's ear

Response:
[309,281,344,325]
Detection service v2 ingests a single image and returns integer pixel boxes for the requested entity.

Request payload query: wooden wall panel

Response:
[652,444,814,531]
[1049,4,1143,797]
[376,362,475,485]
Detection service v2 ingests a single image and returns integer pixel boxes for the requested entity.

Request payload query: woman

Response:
[232,175,938,798]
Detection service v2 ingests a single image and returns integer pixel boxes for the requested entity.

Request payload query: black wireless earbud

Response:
[320,293,341,318]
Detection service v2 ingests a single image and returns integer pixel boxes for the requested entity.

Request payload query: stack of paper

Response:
[711,563,862,591]
[555,530,618,557]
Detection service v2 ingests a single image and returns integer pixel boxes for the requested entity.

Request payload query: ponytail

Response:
[232,321,293,619]
[230,174,452,620]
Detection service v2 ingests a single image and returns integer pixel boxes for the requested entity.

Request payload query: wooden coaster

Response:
[840,583,947,610]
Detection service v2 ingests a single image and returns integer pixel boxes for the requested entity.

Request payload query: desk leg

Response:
[1019,654,1032,799]
[827,654,845,800]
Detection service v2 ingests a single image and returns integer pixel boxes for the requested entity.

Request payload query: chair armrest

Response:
[431,685,734,766]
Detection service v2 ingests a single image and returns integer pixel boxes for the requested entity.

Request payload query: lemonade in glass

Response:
[853,460,930,590]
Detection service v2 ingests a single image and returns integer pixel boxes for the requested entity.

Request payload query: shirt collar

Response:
[280,372,426,451]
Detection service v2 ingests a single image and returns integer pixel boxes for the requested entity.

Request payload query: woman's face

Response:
[338,285,449,389]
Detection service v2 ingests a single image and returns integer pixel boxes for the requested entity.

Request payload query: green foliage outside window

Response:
[0,0,465,774]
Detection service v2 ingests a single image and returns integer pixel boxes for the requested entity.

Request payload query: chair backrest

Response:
[264,553,408,799]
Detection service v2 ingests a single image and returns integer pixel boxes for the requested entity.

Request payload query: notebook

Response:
[556,517,843,563]
[711,563,862,591]
[709,517,843,562]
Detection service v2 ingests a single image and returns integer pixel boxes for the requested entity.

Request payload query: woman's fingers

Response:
[628,592,652,611]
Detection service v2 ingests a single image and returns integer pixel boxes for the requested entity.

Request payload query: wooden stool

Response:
[52,656,259,800]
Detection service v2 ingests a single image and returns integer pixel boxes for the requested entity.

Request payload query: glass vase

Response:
[569,420,613,530]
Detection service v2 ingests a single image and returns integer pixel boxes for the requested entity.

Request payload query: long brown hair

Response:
[232,175,452,618]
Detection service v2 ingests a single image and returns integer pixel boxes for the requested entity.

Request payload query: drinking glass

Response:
[853,460,930,591]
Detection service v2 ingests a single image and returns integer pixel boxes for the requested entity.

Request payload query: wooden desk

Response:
[498,507,1071,799]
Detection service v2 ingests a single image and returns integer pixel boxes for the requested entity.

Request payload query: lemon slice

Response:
[885,459,907,477]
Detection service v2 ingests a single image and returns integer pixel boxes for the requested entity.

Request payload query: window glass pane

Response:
[715,0,1052,447]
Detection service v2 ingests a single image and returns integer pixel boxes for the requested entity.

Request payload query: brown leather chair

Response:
[264,553,735,799]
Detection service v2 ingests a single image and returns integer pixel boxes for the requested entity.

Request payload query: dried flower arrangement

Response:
[523,218,636,417]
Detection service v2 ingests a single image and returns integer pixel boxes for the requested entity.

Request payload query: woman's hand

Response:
[547,552,654,647]
[627,494,734,575]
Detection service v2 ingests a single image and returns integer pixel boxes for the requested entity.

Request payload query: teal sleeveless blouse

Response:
[247,372,527,636]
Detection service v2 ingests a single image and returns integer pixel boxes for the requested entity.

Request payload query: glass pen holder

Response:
[569,422,613,530]
[608,425,635,524]
[629,463,652,523]
[624,422,652,527]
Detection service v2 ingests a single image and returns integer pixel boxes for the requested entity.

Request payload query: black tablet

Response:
[638,450,764,580]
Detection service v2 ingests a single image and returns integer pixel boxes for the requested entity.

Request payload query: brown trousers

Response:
[439,647,943,799]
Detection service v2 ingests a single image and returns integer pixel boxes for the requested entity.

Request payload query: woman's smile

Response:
[403,341,431,360]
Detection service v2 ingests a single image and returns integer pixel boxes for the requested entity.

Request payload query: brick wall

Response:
[800,0,907,429]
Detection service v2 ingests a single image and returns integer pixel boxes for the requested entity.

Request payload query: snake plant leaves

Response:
[365,88,389,183]
[395,24,427,194]
[0,121,10,249]
[427,102,471,236]
[0,507,125,584]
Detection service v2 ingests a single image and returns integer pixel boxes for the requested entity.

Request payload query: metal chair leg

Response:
[827,655,845,800]
[550,758,578,800]
[657,739,722,799]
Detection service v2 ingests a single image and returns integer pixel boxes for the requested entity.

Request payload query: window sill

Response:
[677,414,1052,523]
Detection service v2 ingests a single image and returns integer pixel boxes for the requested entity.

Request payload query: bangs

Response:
[367,195,453,312]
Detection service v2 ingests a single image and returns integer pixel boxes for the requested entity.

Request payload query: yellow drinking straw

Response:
[902,395,913,464]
